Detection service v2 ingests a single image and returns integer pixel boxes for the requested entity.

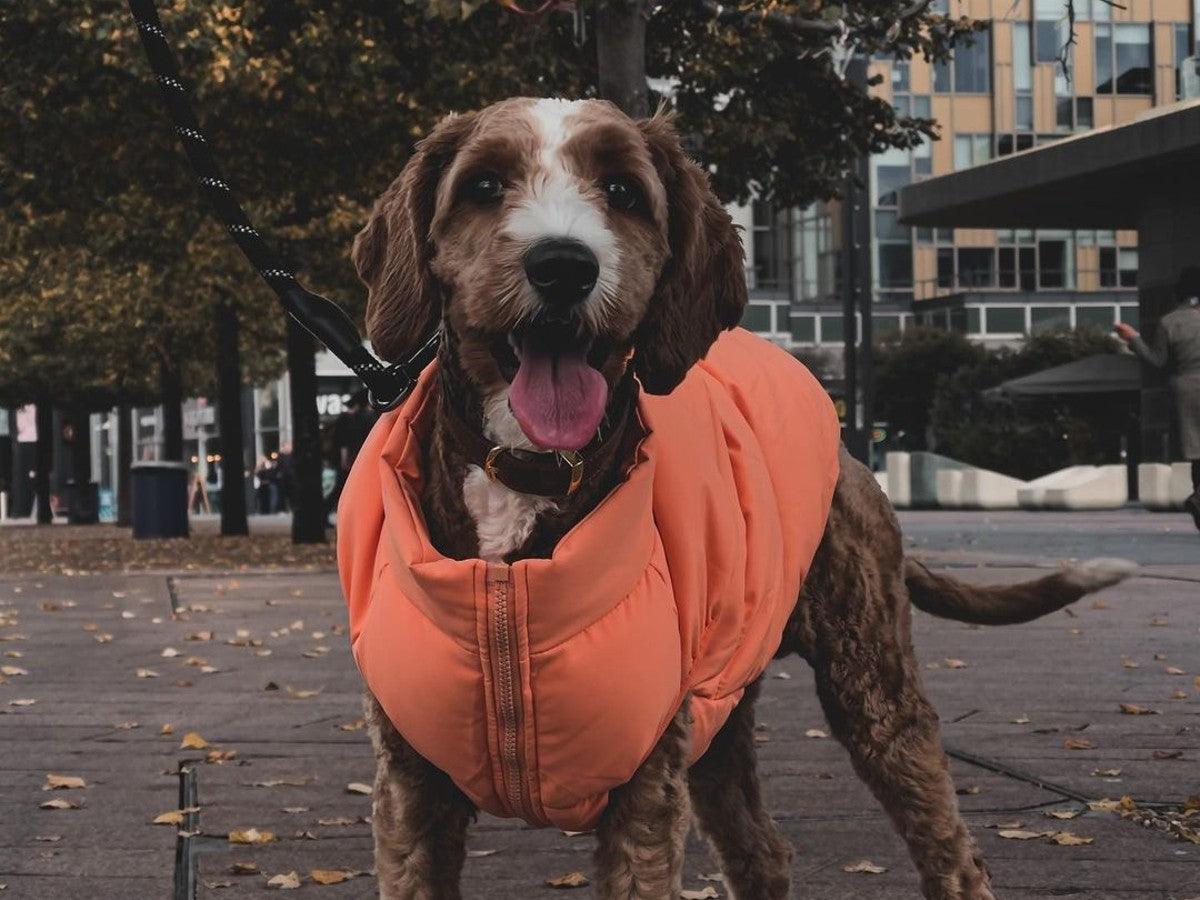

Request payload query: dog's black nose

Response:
[524,239,599,307]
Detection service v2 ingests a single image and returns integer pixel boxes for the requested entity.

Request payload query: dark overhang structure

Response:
[899,99,1200,230]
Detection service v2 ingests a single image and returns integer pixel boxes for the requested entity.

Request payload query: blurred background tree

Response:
[1,0,980,532]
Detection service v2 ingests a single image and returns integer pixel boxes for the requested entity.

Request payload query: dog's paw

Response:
[1062,557,1138,592]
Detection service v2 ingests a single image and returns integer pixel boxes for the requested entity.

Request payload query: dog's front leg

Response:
[593,705,691,900]
[365,693,473,900]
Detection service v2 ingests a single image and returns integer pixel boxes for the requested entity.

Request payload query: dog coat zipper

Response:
[485,563,530,820]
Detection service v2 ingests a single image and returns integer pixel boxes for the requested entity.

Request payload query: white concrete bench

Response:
[960,468,1027,509]
[1017,466,1099,509]
[935,469,964,508]
[1039,465,1128,510]
[1138,462,1194,511]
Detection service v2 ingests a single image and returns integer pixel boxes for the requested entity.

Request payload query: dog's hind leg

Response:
[594,706,691,900]
[688,679,793,900]
[365,692,473,900]
[792,456,994,900]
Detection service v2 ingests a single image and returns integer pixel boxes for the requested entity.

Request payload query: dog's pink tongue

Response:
[510,343,607,451]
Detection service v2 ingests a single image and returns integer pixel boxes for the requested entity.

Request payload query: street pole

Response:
[840,55,873,465]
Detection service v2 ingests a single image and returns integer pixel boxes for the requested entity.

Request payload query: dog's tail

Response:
[904,557,1137,625]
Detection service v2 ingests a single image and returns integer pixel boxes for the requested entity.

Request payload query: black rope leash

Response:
[126,0,438,411]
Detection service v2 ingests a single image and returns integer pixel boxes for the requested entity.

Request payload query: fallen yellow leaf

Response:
[1045,809,1081,820]
[1,665,28,676]
[310,869,355,885]
[1119,703,1160,716]
[1048,831,1094,845]
[1166,666,1186,675]
[1064,738,1095,751]
[228,828,275,845]
[842,859,887,874]
[179,732,209,750]
[39,798,79,810]
[546,871,589,888]
[266,871,300,889]
[998,829,1050,840]
[680,888,720,899]
[944,658,968,669]
[345,782,372,795]
[42,775,86,791]
[804,729,829,739]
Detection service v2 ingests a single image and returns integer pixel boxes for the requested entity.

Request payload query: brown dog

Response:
[346,97,1133,900]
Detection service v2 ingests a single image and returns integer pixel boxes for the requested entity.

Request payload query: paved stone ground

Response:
[0,508,1196,898]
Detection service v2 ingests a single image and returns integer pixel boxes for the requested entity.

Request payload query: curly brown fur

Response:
[352,98,1133,900]
[365,693,475,900]
[594,706,692,900]
[688,679,793,900]
[782,448,996,900]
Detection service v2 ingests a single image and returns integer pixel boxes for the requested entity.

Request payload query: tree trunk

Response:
[116,401,133,527]
[159,361,184,461]
[286,318,326,544]
[68,407,96,524]
[596,0,649,118]
[215,301,249,536]
[34,401,53,525]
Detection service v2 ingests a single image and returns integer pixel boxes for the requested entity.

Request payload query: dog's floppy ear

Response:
[633,113,747,395]
[352,112,477,362]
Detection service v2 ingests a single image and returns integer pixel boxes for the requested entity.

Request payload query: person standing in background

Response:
[324,389,375,527]
[1115,266,1200,531]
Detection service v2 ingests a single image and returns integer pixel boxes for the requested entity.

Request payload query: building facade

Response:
[739,0,1198,351]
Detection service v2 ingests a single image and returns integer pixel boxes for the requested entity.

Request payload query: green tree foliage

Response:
[423,0,984,205]
[873,326,986,449]
[930,329,1133,480]
[874,326,1131,479]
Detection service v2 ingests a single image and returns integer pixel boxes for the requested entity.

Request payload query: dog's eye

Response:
[463,173,505,206]
[601,176,643,212]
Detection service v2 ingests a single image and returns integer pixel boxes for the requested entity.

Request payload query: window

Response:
[957,248,995,287]
[742,303,773,332]
[1033,0,1064,63]
[873,315,903,337]
[953,134,991,170]
[996,133,1035,156]
[751,201,791,294]
[1038,239,1072,288]
[892,59,911,93]
[1099,247,1138,287]
[820,315,845,343]
[912,135,932,175]
[878,246,914,288]
[937,248,955,287]
[791,315,816,343]
[1075,97,1094,128]
[795,207,835,303]
[1076,306,1115,330]
[1031,306,1072,333]
[874,146,911,206]
[986,306,1026,334]
[934,31,991,93]
[1119,305,1140,328]
[1175,24,1194,99]
[1096,24,1152,95]
[998,247,1016,287]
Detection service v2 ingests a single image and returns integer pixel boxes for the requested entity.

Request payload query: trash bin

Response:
[130,461,189,539]
[65,479,100,525]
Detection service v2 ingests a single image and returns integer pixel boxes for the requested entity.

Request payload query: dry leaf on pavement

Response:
[345,782,372,795]
[1045,809,1081,820]
[1091,768,1122,777]
[310,870,357,885]
[229,862,259,875]
[1119,703,1160,715]
[546,871,589,888]
[228,828,275,845]
[466,849,497,858]
[179,732,209,750]
[1063,738,1095,751]
[1048,831,1094,845]
[680,888,720,899]
[9,699,36,707]
[39,798,79,810]
[944,658,968,669]
[997,830,1050,840]
[266,872,301,889]
[805,729,828,739]
[42,775,86,791]
[842,860,887,874]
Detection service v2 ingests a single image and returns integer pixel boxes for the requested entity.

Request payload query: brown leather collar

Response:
[442,377,638,498]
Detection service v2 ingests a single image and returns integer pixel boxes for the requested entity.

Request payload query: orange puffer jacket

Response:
[339,328,841,831]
